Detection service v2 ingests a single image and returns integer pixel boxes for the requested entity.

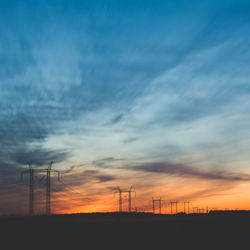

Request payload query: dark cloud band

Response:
[130,162,250,182]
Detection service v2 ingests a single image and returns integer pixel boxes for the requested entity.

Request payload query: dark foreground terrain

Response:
[1,211,250,248]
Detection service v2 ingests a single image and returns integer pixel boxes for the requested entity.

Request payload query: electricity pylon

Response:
[21,163,34,216]
[198,208,205,214]
[170,200,178,214]
[114,186,136,212]
[184,201,190,214]
[193,207,199,214]
[152,198,162,214]
[45,162,60,215]
[114,187,123,212]
[127,186,136,212]
[21,161,60,215]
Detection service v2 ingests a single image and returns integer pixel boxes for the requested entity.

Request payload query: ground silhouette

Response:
[1,211,249,248]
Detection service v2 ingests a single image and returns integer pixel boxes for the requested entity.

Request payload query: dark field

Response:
[1,212,250,248]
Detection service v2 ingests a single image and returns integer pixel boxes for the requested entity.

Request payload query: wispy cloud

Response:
[0,0,250,214]
[92,157,125,168]
[130,161,250,182]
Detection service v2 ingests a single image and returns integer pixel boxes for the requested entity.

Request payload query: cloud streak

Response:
[130,162,250,182]
[0,0,250,214]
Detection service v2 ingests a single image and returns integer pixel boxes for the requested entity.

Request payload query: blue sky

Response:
[1,0,250,214]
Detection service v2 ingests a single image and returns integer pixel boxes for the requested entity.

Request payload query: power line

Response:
[52,189,86,204]
[58,180,87,197]
[52,185,92,202]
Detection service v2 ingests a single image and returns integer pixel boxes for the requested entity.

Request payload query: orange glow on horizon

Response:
[48,177,250,215]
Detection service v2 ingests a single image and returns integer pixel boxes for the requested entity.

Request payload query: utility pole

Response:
[152,198,162,214]
[21,161,60,215]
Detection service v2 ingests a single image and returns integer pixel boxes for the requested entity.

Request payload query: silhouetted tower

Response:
[152,198,162,214]
[170,201,178,214]
[193,207,199,213]
[45,162,60,215]
[127,186,136,212]
[184,201,190,214]
[114,187,123,212]
[46,165,51,215]
[119,189,122,212]
[21,163,34,216]
[198,208,205,214]
[114,186,136,212]
[21,161,60,215]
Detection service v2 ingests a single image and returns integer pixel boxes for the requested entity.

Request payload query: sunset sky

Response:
[1,0,250,215]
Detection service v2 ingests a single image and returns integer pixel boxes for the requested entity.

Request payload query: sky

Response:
[0,0,250,215]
